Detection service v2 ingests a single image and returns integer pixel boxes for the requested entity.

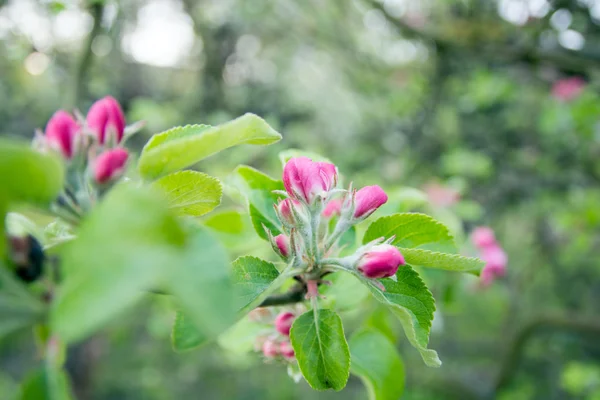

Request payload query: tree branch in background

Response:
[259,284,306,307]
[68,2,104,108]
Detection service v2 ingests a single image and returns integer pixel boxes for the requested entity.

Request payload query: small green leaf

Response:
[153,171,222,217]
[0,139,64,206]
[400,248,484,275]
[359,265,441,367]
[350,329,405,400]
[363,213,456,253]
[290,309,350,391]
[51,185,186,343]
[232,256,280,311]
[18,367,73,400]
[230,166,284,240]
[138,114,282,179]
[171,311,208,352]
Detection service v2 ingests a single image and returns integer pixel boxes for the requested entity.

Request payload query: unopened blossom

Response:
[357,244,405,279]
[353,185,388,219]
[552,77,585,102]
[274,234,290,258]
[276,198,299,225]
[471,226,497,249]
[94,148,128,183]
[283,157,337,205]
[262,339,279,358]
[274,312,295,336]
[44,110,81,159]
[87,96,126,145]
[279,341,295,359]
[322,198,343,218]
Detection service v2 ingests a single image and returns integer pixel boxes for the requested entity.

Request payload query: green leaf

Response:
[138,114,282,179]
[350,329,405,400]
[166,224,237,338]
[230,166,284,240]
[363,213,456,253]
[0,139,64,206]
[203,210,246,234]
[171,311,208,352]
[400,248,484,275]
[358,265,441,367]
[18,367,73,400]
[0,266,45,339]
[290,309,350,391]
[231,256,280,311]
[152,171,222,217]
[51,185,186,343]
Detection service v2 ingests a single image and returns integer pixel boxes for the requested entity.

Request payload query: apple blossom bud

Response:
[274,234,290,258]
[552,77,585,102]
[357,244,405,279]
[481,245,507,271]
[44,110,81,159]
[282,157,337,204]
[94,148,128,184]
[353,185,388,219]
[471,227,497,249]
[280,341,295,359]
[274,312,295,336]
[276,198,298,225]
[322,198,343,218]
[87,96,126,145]
[262,339,279,358]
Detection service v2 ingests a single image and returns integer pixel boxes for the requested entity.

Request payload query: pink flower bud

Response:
[322,198,343,218]
[552,77,585,102]
[353,185,388,219]
[471,227,497,249]
[87,96,126,145]
[94,148,129,184]
[274,312,295,336]
[481,245,507,271]
[279,341,295,359]
[276,198,298,225]
[262,339,279,358]
[357,244,405,279]
[274,234,290,258]
[282,157,337,204]
[44,110,81,159]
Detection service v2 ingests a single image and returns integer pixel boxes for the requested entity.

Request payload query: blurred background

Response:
[1,0,600,398]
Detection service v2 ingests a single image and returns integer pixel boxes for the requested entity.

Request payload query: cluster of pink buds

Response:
[471,226,508,286]
[249,309,297,361]
[268,157,405,295]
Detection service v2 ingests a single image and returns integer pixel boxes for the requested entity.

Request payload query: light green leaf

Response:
[278,149,333,167]
[400,248,484,275]
[232,256,280,311]
[363,213,456,253]
[203,210,246,234]
[358,265,441,367]
[167,224,237,338]
[350,329,405,400]
[171,311,208,352]
[230,166,284,240]
[153,171,222,217]
[0,139,64,206]
[51,185,186,343]
[218,316,268,354]
[138,114,282,179]
[290,309,350,391]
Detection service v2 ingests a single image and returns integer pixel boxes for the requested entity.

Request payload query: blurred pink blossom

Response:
[552,77,585,102]
[423,182,460,207]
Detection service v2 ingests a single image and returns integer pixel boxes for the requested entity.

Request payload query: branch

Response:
[259,284,306,307]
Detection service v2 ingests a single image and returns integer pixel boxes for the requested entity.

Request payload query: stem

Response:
[259,285,306,307]
[310,211,320,262]
[324,219,350,252]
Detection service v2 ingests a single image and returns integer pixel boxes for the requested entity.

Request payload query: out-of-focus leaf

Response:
[203,210,246,234]
[350,329,405,400]
[290,308,350,391]
[138,114,282,179]
[18,366,73,400]
[153,171,222,217]
[171,311,208,352]
[0,266,44,340]
[231,256,280,312]
[400,248,484,275]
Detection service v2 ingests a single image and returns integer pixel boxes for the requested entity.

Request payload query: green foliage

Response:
[18,367,73,400]
[203,210,246,234]
[50,184,187,343]
[0,266,45,339]
[358,266,440,367]
[290,308,350,391]
[231,256,280,311]
[152,171,222,217]
[171,311,207,352]
[400,248,484,274]
[349,329,405,400]
[230,166,284,240]
[363,213,457,253]
[138,114,282,180]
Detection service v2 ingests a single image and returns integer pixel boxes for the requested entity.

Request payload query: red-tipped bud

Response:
[94,148,128,184]
[357,244,405,279]
[353,185,388,219]
[262,339,279,358]
[87,96,126,145]
[276,198,299,225]
[322,198,343,218]
[44,110,81,159]
[274,234,290,258]
[279,341,295,359]
[471,227,496,249]
[282,157,337,204]
[274,312,295,336]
